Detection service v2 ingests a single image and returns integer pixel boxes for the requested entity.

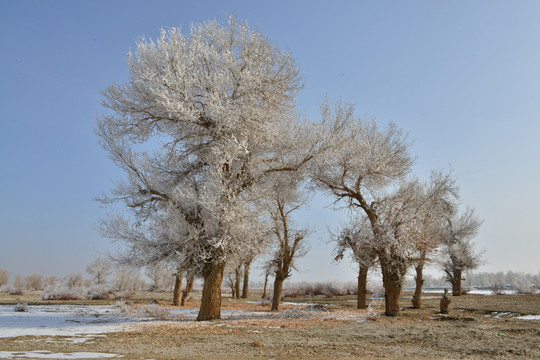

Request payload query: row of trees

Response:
[0,260,145,294]
[96,17,483,320]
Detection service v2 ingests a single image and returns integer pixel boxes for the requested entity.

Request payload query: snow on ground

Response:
[247,301,314,306]
[485,312,540,320]
[1,299,538,342]
[420,287,520,295]
[0,305,131,338]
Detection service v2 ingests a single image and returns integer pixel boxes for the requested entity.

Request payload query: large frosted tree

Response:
[312,101,457,316]
[311,101,414,316]
[97,17,327,321]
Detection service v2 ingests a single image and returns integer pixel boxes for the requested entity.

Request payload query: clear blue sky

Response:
[1,0,539,282]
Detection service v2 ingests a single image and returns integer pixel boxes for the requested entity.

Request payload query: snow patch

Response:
[0,305,131,338]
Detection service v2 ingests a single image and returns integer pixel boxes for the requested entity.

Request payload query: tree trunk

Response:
[234,266,241,300]
[357,264,368,309]
[451,269,463,296]
[241,260,251,299]
[228,275,236,299]
[172,273,183,306]
[412,264,424,309]
[262,273,269,299]
[440,289,451,313]
[197,262,225,321]
[271,275,285,311]
[380,257,402,316]
[181,275,194,306]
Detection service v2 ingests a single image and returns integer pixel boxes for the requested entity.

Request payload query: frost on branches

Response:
[440,207,483,296]
[263,173,310,311]
[332,217,377,309]
[312,101,458,316]
[97,18,327,321]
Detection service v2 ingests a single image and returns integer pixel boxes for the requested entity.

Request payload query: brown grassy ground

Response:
[1,291,539,359]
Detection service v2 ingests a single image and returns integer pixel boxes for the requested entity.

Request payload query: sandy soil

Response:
[0,292,539,359]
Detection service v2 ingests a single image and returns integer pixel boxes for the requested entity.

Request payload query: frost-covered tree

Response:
[181,275,195,306]
[224,210,268,300]
[86,257,112,285]
[145,261,175,291]
[440,207,483,296]
[333,217,377,309]
[64,273,82,289]
[403,172,458,308]
[260,261,276,299]
[355,174,455,314]
[263,175,310,311]
[24,273,44,291]
[312,101,458,315]
[112,266,146,293]
[13,275,23,290]
[311,101,414,316]
[241,236,268,299]
[97,17,331,320]
[44,275,61,288]
[0,268,8,286]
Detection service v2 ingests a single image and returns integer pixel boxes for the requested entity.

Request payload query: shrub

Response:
[41,285,83,300]
[8,287,23,296]
[367,280,385,298]
[282,281,358,298]
[86,284,113,300]
[14,303,28,312]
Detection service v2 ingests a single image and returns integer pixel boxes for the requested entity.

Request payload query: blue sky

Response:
[1,1,539,282]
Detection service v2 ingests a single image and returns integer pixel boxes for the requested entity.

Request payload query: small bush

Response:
[14,303,28,312]
[282,281,358,298]
[86,285,112,300]
[41,285,83,300]
[8,287,23,296]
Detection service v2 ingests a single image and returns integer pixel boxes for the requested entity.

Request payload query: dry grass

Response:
[1,290,539,359]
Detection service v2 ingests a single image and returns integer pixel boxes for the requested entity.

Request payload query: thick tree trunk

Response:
[234,266,241,300]
[357,264,369,309]
[262,273,269,299]
[271,275,285,311]
[412,264,424,309]
[172,273,183,306]
[380,257,402,316]
[440,289,451,313]
[241,260,251,299]
[451,269,463,296]
[197,262,225,321]
[181,275,194,306]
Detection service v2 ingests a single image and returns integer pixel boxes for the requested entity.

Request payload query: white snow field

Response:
[0,305,131,338]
